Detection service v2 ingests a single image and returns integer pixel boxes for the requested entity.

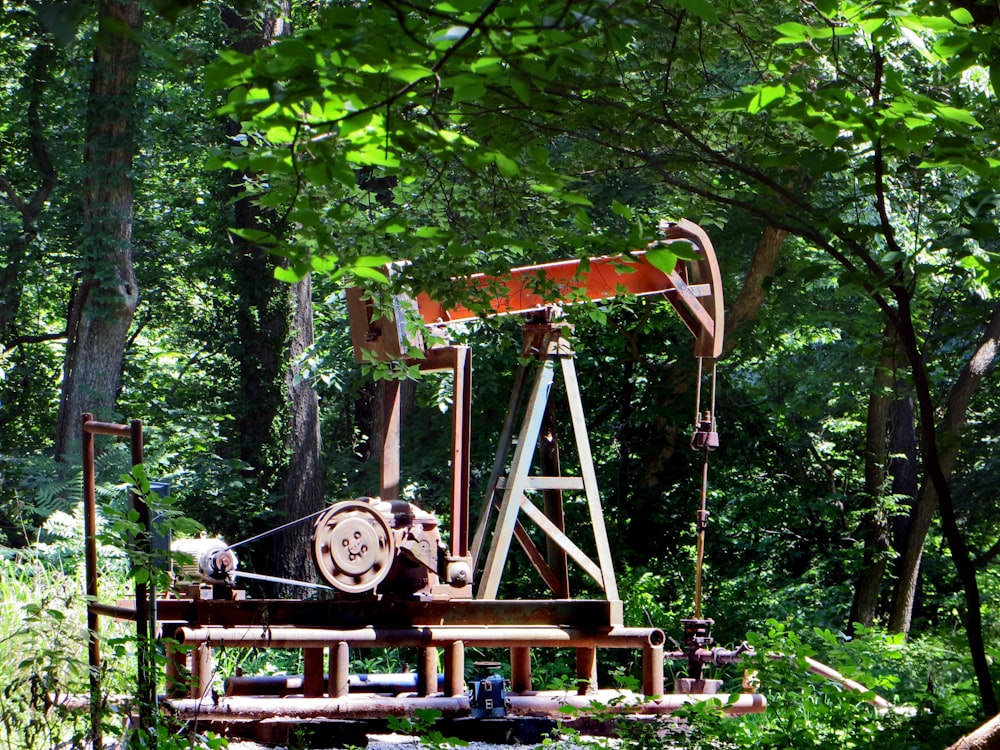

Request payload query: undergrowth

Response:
[0,466,991,749]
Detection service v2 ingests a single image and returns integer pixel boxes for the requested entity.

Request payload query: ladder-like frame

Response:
[473,323,619,602]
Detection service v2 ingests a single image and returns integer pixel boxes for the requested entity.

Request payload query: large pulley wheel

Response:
[312,501,394,593]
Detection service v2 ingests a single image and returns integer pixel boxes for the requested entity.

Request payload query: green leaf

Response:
[645,246,677,274]
[748,84,786,114]
[676,0,719,24]
[265,124,296,143]
[773,22,810,42]
[811,121,842,148]
[492,152,520,178]
[275,264,307,282]
[511,75,532,106]
[354,254,393,268]
[389,65,435,84]
[380,218,408,234]
[228,227,278,245]
[551,190,592,206]
[611,200,634,220]
[950,8,974,24]
[350,266,390,283]
[669,239,700,261]
[934,104,981,127]
[444,74,487,103]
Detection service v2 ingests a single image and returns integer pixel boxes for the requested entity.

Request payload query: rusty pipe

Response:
[176,625,664,650]
[226,673,443,697]
[163,690,766,722]
[164,695,470,721]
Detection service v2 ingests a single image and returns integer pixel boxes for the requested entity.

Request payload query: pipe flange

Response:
[312,500,394,593]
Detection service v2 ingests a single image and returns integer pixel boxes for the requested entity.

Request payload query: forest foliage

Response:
[0,0,998,746]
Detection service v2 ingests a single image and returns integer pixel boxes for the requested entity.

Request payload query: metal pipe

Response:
[88,603,137,621]
[227,672,445,697]
[177,625,664,650]
[330,641,350,698]
[303,648,324,698]
[418,647,437,697]
[81,414,102,750]
[445,641,464,697]
[164,695,470,721]
[508,691,766,717]
[164,690,766,721]
[510,646,532,693]
[643,643,665,697]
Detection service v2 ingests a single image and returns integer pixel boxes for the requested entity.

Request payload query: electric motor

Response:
[171,536,239,584]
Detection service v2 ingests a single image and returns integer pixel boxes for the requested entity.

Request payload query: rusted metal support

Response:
[380,379,402,501]
[576,647,598,695]
[510,647,532,693]
[642,643,665,697]
[89,602,137,619]
[166,695,471,720]
[330,641,350,698]
[81,414,101,749]
[477,328,619,602]
[412,219,726,361]
[418,647,437,696]
[177,625,663,650]
[445,641,465,697]
[303,648,324,698]
[540,400,569,598]
[192,643,214,699]
[164,690,766,721]
[421,346,472,559]
[156,597,624,629]
[452,347,472,558]
[226,672,445,697]
[82,415,150,746]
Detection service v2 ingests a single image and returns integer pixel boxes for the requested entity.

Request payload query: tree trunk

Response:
[268,274,324,593]
[888,300,1000,639]
[222,1,325,586]
[848,333,893,630]
[221,3,289,489]
[891,294,1000,714]
[946,713,1000,750]
[0,42,58,346]
[723,225,786,357]
[54,1,142,461]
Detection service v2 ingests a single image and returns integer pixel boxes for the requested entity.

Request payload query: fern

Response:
[1,444,135,525]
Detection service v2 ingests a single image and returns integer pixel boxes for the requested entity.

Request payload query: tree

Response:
[54,0,143,460]
[219,1,325,586]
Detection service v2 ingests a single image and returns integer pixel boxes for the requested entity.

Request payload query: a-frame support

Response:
[473,322,619,602]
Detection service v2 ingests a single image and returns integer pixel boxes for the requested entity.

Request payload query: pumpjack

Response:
[80,219,763,744]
